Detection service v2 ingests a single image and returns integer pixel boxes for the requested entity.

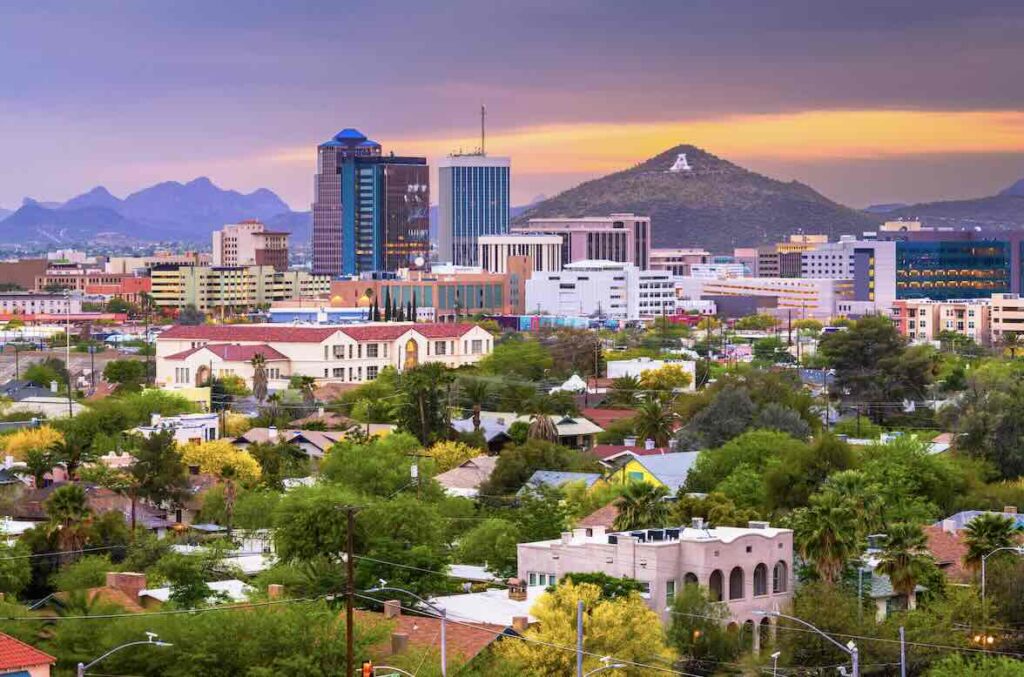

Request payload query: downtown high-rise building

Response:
[312,128,430,276]
[437,154,511,266]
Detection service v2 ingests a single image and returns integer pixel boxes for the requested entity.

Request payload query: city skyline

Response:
[3,1,1024,210]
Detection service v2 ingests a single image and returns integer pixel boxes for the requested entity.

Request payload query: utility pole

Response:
[899,626,906,677]
[65,290,73,417]
[345,506,358,677]
[576,599,584,677]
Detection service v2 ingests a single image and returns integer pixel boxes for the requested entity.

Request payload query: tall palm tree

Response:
[220,464,238,539]
[296,375,317,408]
[607,376,640,407]
[963,513,1023,571]
[47,434,92,481]
[251,352,268,403]
[632,399,674,447]
[462,379,490,430]
[15,448,55,487]
[793,490,859,584]
[614,482,670,531]
[1001,331,1022,358]
[875,522,935,598]
[45,484,92,564]
[526,396,559,443]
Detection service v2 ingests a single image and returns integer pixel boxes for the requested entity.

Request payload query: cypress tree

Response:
[383,290,392,321]
[411,293,418,322]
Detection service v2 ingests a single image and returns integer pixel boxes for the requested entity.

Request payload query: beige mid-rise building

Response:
[891,299,991,345]
[990,293,1024,344]
[150,265,329,312]
[212,220,289,271]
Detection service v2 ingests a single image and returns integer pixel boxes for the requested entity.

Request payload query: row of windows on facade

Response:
[527,561,789,603]
[324,365,379,381]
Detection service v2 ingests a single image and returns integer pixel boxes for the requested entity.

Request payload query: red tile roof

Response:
[160,324,340,343]
[0,632,55,670]
[581,408,636,429]
[160,323,478,344]
[357,609,508,663]
[924,525,970,583]
[165,343,289,361]
[577,503,619,529]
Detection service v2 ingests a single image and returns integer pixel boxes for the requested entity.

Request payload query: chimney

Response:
[390,632,409,654]
[1004,506,1018,515]
[560,531,572,545]
[512,616,529,633]
[106,572,147,600]
[644,438,655,450]
[50,380,58,393]
[507,578,527,601]
[942,519,956,534]
[267,584,284,600]
[691,517,705,530]
[383,599,402,619]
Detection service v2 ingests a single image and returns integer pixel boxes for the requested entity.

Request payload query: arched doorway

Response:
[708,570,723,602]
[195,364,209,387]
[754,563,768,596]
[773,561,789,594]
[684,572,699,587]
[729,567,745,600]
[404,339,419,369]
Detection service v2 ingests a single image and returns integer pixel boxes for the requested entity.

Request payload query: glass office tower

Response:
[437,154,511,266]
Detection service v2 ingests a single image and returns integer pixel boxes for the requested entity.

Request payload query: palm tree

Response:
[462,379,490,430]
[793,490,859,584]
[875,522,935,598]
[48,434,92,481]
[45,484,92,564]
[526,396,559,443]
[614,482,670,531]
[296,375,317,408]
[251,352,268,403]
[15,448,55,487]
[632,399,674,447]
[607,376,640,407]
[220,464,238,539]
[1001,331,1022,358]
[963,513,1023,571]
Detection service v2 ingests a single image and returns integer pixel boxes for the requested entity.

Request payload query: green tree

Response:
[559,572,645,598]
[818,315,936,423]
[684,429,807,493]
[14,447,55,487]
[544,328,604,378]
[479,337,553,380]
[50,554,115,591]
[735,313,777,331]
[153,550,229,609]
[22,356,68,389]
[754,402,811,440]
[45,484,92,563]
[668,583,739,672]
[176,304,205,325]
[48,432,94,481]
[792,489,859,584]
[247,440,309,490]
[480,440,599,497]
[319,433,426,498]
[875,522,936,597]
[613,482,670,531]
[0,541,31,597]
[396,363,454,445]
[752,336,792,364]
[357,495,451,595]
[676,387,757,449]
[456,518,521,578]
[764,434,855,511]
[631,399,674,447]
[927,655,1024,676]
[606,375,640,407]
[102,359,147,392]
[963,513,1023,570]
[671,491,761,527]
[273,484,360,563]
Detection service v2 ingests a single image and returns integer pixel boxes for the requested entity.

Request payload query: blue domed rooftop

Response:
[320,128,381,149]
[334,128,367,141]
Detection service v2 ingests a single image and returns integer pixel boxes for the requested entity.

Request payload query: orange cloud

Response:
[374,109,1024,175]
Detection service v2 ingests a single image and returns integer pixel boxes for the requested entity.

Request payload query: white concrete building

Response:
[477,234,562,274]
[133,413,220,445]
[801,238,896,312]
[649,248,710,276]
[525,260,674,320]
[676,276,852,319]
[0,293,83,315]
[606,357,696,391]
[155,322,494,391]
[689,263,748,279]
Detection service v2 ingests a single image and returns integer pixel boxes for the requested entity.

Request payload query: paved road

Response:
[0,347,149,386]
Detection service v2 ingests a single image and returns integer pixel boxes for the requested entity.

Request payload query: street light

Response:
[583,656,628,676]
[770,650,781,676]
[981,546,1024,608]
[366,580,448,677]
[77,632,172,676]
[755,610,858,677]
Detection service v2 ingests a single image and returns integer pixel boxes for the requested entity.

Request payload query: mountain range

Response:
[3,150,1024,250]
[0,178,301,246]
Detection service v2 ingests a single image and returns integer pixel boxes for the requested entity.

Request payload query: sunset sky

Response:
[3,0,1024,210]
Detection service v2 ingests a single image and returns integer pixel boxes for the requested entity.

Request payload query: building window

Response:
[708,570,723,602]
[435,341,447,355]
[333,368,344,377]
[729,567,744,600]
[366,366,379,380]
[666,580,676,604]
[753,563,768,596]
[529,573,537,586]
[639,581,651,599]
[366,344,379,358]
[471,339,483,354]
[773,561,788,593]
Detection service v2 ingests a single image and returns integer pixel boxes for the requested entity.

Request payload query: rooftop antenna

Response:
[480,104,486,156]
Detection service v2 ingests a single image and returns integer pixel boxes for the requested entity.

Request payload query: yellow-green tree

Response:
[639,364,692,394]
[425,440,478,473]
[180,440,261,484]
[496,580,672,676]
[3,426,63,460]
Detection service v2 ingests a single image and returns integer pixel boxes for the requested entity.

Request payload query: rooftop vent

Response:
[691,517,705,530]
[747,521,770,530]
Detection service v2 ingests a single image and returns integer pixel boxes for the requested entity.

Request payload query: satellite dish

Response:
[414,256,425,268]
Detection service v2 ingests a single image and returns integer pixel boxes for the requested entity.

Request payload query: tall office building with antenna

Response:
[437,106,511,266]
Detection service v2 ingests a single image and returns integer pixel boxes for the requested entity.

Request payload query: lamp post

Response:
[77,632,172,676]
[366,581,448,677]
[770,650,781,677]
[755,610,858,677]
[583,657,628,676]
[981,546,1024,611]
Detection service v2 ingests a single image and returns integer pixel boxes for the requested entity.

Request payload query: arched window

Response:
[729,566,744,600]
[773,561,788,594]
[684,572,699,587]
[753,563,768,597]
[708,570,723,602]
[742,620,756,650]
[760,617,772,648]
